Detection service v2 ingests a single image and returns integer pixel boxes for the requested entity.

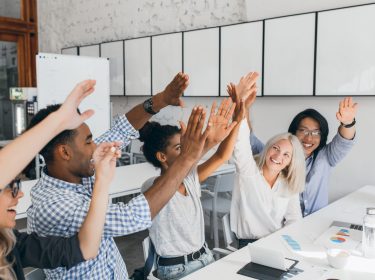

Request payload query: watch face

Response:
[144,98,156,114]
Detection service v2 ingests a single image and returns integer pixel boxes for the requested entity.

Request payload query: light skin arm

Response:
[77,141,121,260]
[0,80,96,190]
[336,97,358,140]
[143,107,210,219]
[125,72,189,130]
[198,98,243,182]
[228,72,259,130]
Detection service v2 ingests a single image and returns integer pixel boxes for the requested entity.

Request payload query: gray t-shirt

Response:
[141,168,205,257]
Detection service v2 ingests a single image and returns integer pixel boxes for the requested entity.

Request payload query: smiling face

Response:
[264,139,293,174]
[67,123,97,178]
[0,187,24,229]
[295,117,321,158]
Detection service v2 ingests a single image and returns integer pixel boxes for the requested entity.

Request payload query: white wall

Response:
[38,0,375,202]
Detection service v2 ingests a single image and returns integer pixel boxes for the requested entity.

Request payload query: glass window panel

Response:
[0,0,21,19]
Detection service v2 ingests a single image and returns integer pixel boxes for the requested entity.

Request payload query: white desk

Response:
[183,185,375,280]
[16,162,235,220]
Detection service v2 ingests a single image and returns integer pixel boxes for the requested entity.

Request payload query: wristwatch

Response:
[341,118,356,128]
[143,98,159,115]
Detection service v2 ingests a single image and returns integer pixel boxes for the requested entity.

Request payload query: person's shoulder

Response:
[141,176,158,193]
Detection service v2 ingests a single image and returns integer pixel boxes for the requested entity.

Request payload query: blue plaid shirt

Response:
[27,115,152,279]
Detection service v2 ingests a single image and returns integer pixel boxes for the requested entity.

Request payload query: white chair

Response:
[25,268,46,280]
[212,214,237,256]
[201,172,235,249]
[142,237,159,280]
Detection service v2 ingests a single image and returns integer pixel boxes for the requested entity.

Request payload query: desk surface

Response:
[183,185,375,280]
[16,162,235,219]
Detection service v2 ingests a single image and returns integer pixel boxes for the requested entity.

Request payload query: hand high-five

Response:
[179,107,210,163]
[336,97,358,125]
[158,72,189,108]
[56,79,96,130]
[205,98,237,148]
[230,72,259,110]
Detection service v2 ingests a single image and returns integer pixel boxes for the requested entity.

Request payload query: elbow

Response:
[82,249,99,261]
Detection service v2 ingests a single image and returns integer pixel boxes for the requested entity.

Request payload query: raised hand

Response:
[205,98,237,149]
[56,80,96,130]
[179,107,210,163]
[93,141,122,185]
[228,72,259,110]
[336,97,358,125]
[156,72,189,108]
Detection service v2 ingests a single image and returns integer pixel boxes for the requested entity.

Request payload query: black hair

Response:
[27,104,79,163]
[139,122,180,168]
[288,108,329,159]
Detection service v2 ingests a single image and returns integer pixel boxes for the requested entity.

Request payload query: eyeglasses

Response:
[296,128,321,138]
[0,179,21,198]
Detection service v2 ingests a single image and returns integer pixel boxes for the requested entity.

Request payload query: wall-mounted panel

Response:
[152,33,182,95]
[79,45,100,57]
[101,41,124,96]
[221,22,263,96]
[183,28,219,96]
[61,47,78,55]
[124,37,151,96]
[264,14,315,96]
[316,5,375,96]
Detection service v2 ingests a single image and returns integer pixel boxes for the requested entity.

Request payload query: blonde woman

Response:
[228,74,306,248]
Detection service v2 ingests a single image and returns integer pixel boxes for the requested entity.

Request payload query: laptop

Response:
[331,220,363,231]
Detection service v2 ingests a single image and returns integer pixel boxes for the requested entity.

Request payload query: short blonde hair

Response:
[256,133,305,194]
[0,228,16,280]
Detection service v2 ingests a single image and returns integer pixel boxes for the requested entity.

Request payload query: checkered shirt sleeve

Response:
[94,114,139,148]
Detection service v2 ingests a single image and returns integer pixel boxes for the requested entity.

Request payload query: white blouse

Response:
[230,121,302,240]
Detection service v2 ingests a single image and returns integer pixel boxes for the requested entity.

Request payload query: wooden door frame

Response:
[0,0,38,87]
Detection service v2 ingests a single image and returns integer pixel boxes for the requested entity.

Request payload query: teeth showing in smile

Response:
[303,143,313,148]
[7,206,17,213]
[271,158,280,164]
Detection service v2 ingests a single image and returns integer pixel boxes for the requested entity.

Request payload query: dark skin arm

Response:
[125,72,189,130]
[143,106,210,219]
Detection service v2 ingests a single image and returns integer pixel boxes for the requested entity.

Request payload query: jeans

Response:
[156,247,214,280]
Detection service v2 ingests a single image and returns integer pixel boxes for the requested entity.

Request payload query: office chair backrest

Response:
[213,173,235,194]
[222,213,236,249]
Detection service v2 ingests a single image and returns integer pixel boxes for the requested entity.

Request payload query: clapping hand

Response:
[336,97,358,125]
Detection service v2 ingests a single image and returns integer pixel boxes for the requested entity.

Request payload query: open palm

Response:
[206,98,237,147]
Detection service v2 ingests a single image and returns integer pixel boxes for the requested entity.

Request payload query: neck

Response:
[46,164,82,184]
[262,166,279,188]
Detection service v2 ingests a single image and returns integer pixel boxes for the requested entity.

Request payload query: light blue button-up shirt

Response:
[250,131,355,216]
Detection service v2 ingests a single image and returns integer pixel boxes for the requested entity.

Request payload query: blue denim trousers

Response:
[156,246,215,280]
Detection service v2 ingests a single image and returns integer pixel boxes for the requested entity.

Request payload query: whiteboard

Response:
[36,53,110,138]
[79,45,99,57]
[124,37,151,96]
[183,28,219,96]
[316,5,375,96]
[61,47,78,55]
[152,33,182,95]
[221,22,263,96]
[264,13,315,96]
[101,41,124,96]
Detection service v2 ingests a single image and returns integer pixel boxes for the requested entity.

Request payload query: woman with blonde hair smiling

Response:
[228,73,306,249]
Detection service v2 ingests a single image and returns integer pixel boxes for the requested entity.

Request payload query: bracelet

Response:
[341,118,356,128]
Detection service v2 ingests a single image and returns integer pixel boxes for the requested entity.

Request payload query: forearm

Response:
[216,123,241,161]
[125,95,166,130]
[144,155,195,218]
[78,179,109,260]
[246,109,252,131]
[338,124,356,140]
[0,111,63,189]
